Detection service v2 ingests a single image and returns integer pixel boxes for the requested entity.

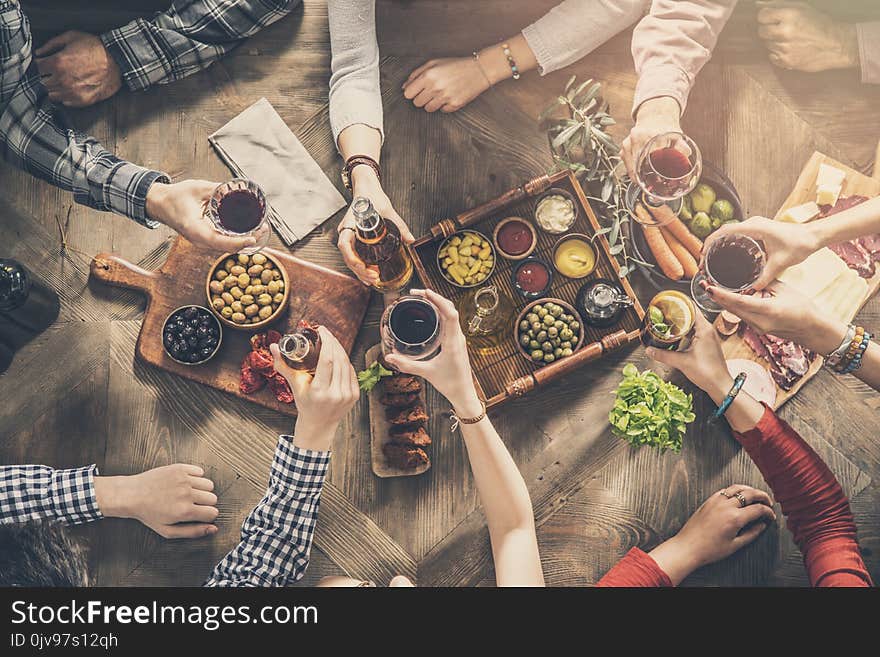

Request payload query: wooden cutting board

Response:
[365,344,430,478]
[90,237,371,416]
[720,150,880,408]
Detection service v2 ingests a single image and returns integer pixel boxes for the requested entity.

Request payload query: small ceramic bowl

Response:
[513,297,585,363]
[436,229,496,288]
[511,256,554,299]
[161,305,223,366]
[534,187,579,234]
[206,251,290,331]
[492,216,537,261]
[552,233,597,279]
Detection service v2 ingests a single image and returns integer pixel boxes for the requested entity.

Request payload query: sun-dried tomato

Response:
[241,331,294,403]
[246,348,275,376]
[239,359,265,394]
[267,372,294,403]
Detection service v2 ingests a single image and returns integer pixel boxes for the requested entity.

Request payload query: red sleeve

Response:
[596,548,673,587]
[734,406,872,587]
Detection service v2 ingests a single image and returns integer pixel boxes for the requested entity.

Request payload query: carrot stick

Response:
[660,226,699,278]
[648,204,703,259]
[638,205,684,280]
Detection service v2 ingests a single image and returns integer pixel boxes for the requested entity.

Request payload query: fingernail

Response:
[207,525,218,535]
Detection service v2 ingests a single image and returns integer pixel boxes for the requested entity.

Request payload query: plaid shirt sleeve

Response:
[0,2,168,226]
[0,464,103,525]
[204,436,330,587]
[101,0,300,92]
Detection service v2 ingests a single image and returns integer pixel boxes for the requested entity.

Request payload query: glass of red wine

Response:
[380,295,441,362]
[690,233,766,313]
[206,179,271,254]
[630,132,702,226]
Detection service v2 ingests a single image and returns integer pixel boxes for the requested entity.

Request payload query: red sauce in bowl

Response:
[515,261,550,295]
[496,219,534,256]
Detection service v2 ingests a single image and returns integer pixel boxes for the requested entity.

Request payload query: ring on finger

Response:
[719,489,732,498]
[733,492,748,508]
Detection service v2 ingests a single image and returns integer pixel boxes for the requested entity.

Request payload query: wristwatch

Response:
[341,155,381,191]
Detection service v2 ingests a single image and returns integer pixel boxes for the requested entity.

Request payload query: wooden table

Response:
[2,1,878,586]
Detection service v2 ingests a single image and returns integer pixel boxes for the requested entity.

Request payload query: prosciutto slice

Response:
[819,196,878,278]
[740,324,815,391]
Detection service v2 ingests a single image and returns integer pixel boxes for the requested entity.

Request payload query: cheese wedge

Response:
[779,201,821,224]
[814,268,868,324]
[816,182,842,206]
[778,247,849,298]
[817,163,846,188]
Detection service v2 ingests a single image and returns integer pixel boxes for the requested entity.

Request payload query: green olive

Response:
[536,308,547,319]
[520,334,531,347]
[531,349,544,361]
[209,280,224,295]
[526,313,539,324]
[553,320,565,331]
[215,269,228,281]
[211,297,224,311]
[221,292,234,305]
[519,320,530,332]
[237,254,250,265]
[529,340,540,350]
[230,265,246,277]
[542,342,553,353]
[531,322,542,333]
[244,303,259,317]
[561,328,574,341]
[267,280,281,295]
[543,315,555,327]
[220,306,233,318]
[547,326,558,338]
[223,259,236,272]
[554,347,563,357]
[536,330,548,342]
[230,287,243,300]
[543,353,555,363]
[260,270,274,285]
[230,300,244,314]
[272,293,284,304]
[251,254,267,266]
[258,305,274,320]
[561,341,572,350]
[562,348,573,357]
[247,264,264,277]
[570,321,580,333]
[550,305,563,318]
[231,312,246,324]
[257,293,272,306]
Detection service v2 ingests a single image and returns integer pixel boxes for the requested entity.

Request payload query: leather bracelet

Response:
[450,400,487,431]
[342,155,381,190]
[713,372,747,419]
[825,323,856,369]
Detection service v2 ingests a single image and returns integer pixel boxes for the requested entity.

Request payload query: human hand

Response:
[620,96,682,180]
[705,280,848,356]
[35,31,122,107]
[402,57,492,113]
[337,169,414,286]
[649,485,776,583]
[757,2,859,73]
[94,465,219,539]
[270,326,360,451]
[383,289,482,417]
[646,310,732,400]
[703,215,820,289]
[145,180,257,252]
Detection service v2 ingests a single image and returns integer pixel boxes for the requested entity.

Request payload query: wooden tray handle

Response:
[89,253,158,296]
[429,174,554,240]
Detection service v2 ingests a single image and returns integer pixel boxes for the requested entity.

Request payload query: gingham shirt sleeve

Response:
[100,0,300,92]
[0,2,168,226]
[205,436,330,587]
[0,464,103,525]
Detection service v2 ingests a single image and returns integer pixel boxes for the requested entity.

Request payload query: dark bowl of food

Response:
[162,305,223,365]
[630,161,744,290]
[514,298,584,365]
[511,256,554,299]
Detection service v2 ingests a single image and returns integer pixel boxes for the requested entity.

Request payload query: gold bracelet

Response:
[472,51,493,87]
[450,400,487,431]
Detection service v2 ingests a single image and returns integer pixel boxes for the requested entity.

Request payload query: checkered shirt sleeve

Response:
[0,464,103,525]
[205,436,331,587]
[101,0,300,92]
[0,2,168,226]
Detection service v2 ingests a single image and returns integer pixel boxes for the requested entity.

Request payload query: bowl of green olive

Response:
[206,251,289,331]
[514,298,584,365]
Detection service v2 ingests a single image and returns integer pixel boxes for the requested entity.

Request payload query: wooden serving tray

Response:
[90,237,371,416]
[365,345,430,478]
[409,170,645,409]
[721,150,880,408]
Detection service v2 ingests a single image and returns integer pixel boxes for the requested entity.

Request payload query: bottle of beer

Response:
[278,325,322,374]
[0,258,60,373]
[351,197,413,292]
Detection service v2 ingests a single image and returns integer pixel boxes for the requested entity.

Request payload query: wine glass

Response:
[627,132,702,226]
[380,295,442,362]
[691,233,766,313]
[205,178,271,254]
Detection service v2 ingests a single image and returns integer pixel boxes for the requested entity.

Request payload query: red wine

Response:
[707,239,762,289]
[390,299,438,345]
[218,189,264,233]
[639,147,694,199]
[649,147,692,178]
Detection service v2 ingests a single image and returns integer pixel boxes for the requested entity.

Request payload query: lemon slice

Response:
[653,294,693,336]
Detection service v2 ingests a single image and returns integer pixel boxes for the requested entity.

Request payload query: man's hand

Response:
[146,180,257,252]
[337,168,414,286]
[757,2,859,73]
[620,96,682,180]
[270,326,360,452]
[35,31,122,107]
[94,464,219,539]
[403,57,492,113]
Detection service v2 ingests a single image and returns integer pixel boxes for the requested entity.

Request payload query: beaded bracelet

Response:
[501,43,520,80]
[835,326,865,373]
[841,330,872,375]
[714,372,747,419]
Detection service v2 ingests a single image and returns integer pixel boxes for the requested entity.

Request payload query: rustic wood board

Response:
[410,169,645,409]
[89,237,371,416]
[365,344,430,478]
[720,150,880,408]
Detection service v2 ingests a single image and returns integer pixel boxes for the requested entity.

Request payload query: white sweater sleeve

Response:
[522,0,650,75]
[328,0,384,146]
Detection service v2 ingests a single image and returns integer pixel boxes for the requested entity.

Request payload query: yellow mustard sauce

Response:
[554,238,596,278]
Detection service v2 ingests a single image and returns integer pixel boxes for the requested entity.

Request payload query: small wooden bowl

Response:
[436,229,496,289]
[513,297,585,364]
[492,216,537,261]
[206,251,290,331]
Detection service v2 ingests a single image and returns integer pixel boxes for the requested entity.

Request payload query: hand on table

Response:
[270,326,360,451]
[145,180,257,252]
[35,31,122,107]
[756,2,860,73]
[649,486,776,583]
[94,465,219,539]
[337,171,414,286]
[403,57,492,113]
[704,215,820,290]
[383,289,483,418]
[621,96,682,181]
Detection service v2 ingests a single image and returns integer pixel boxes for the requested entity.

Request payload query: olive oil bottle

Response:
[278,325,322,373]
[352,197,413,292]
[456,284,514,355]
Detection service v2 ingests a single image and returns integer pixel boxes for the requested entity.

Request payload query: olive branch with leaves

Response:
[538,76,653,278]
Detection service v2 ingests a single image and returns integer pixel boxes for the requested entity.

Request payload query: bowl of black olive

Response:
[162,305,222,365]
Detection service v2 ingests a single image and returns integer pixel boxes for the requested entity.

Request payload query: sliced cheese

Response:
[816,182,842,206]
[817,163,846,188]
[779,201,821,224]
[778,247,849,298]
[814,267,868,324]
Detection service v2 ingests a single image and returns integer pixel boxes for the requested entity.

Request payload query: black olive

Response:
[175,339,189,354]
[187,351,201,363]
[163,332,175,348]
[205,336,217,348]
[182,326,195,338]
[183,306,198,320]
[186,335,198,348]
[197,338,211,350]
[196,325,210,338]
[208,326,219,338]
[173,318,186,331]
[199,346,215,358]
[188,317,200,328]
